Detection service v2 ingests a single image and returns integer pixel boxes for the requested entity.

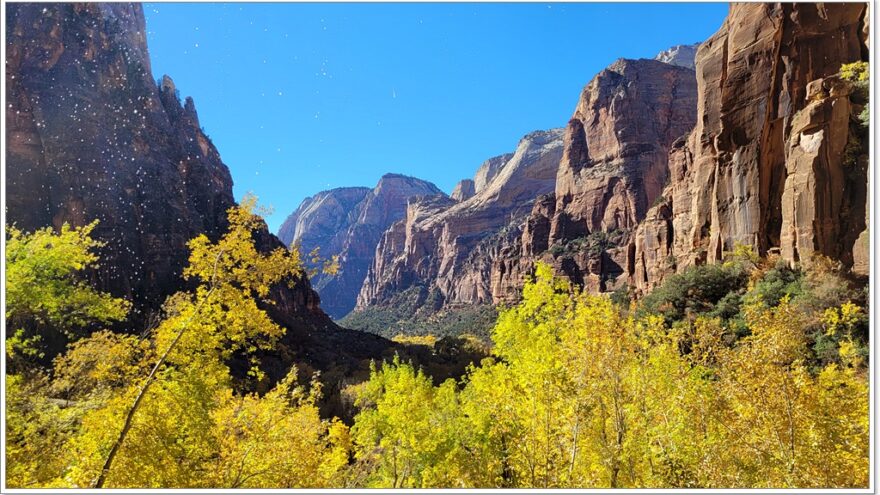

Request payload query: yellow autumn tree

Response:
[5,223,131,488]
[349,262,869,489]
[350,356,466,488]
[7,218,869,490]
[706,299,869,488]
[209,370,351,488]
[58,195,346,488]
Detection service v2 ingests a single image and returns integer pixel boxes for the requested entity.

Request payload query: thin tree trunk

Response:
[93,251,223,488]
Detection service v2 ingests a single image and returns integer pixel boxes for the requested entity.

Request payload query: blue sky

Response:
[144,2,729,233]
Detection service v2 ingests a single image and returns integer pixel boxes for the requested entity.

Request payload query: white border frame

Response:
[0,0,875,493]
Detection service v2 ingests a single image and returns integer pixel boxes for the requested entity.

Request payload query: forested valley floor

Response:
[6,199,869,489]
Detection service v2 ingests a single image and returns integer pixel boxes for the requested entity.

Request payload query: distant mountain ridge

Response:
[356,128,565,314]
[285,3,869,337]
[278,174,443,319]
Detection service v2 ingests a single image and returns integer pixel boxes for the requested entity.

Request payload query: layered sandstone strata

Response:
[356,129,564,312]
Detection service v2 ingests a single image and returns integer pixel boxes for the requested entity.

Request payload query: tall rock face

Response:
[5,3,392,381]
[6,3,237,311]
[473,153,513,193]
[497,58,698,295]
[355,129,564,313]
[552,59,697,240]
[633,3,869,292]
[278,174,442,319]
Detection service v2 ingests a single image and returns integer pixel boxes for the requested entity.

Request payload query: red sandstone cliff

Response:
[632,2,869,292]
[492,58,698,297]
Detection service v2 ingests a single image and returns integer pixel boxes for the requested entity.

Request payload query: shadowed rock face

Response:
[355,129,564,313]
[5,3,394,383]
[278,187,372,256]
[6,3,237,311]
[278,174,442,319]
[632,3,869,292]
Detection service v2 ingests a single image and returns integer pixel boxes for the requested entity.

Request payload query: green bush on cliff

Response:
[637,262,749,326]
[840,61,870,129]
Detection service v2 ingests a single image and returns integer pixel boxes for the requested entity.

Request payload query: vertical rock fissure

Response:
[758,7,787,254]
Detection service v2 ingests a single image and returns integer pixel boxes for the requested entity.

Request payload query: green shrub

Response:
[840,62,870,130]
[339,288,498,341]
[546,230,622,258]
[742,259,804,308]
[610,285,632,308]
[637,263,749,326]
[547,243,565,256]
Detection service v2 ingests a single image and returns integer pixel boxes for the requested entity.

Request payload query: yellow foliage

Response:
[706,299,868,487]
[350,356,466,488]
[391,334,438,347]
[840,61,869,82]
[209,370,348,488]
[7,222,869,493]
[5,221,130,346]
[350,262,868,488]
[8,197,350,489]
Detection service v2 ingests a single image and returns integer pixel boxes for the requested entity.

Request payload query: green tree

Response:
[5,223,131,487]
[5,222,130,370]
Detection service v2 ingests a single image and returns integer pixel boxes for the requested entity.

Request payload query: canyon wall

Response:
[632,2,870,292]
[350,3,870,319]
[343,55,700,328]
[7,3,236,310]
[349,130,563,324]
[493,58,698,298]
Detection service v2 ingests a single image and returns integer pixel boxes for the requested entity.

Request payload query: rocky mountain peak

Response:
[469,128,564,209]
[279,174,442,319]
[451,179,476,202]
[473,153,513,193]
[354,128,564,315]
[277,186,372,247]
[6,3,235,310]
[160,74,177,93]
[520,128,565,147]
[654,43,700,69]
[492,53,699,296]
[6,2,393,380]
[358,174,443,227]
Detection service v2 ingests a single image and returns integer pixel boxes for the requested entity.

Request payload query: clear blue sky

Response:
[143,2,728,233]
